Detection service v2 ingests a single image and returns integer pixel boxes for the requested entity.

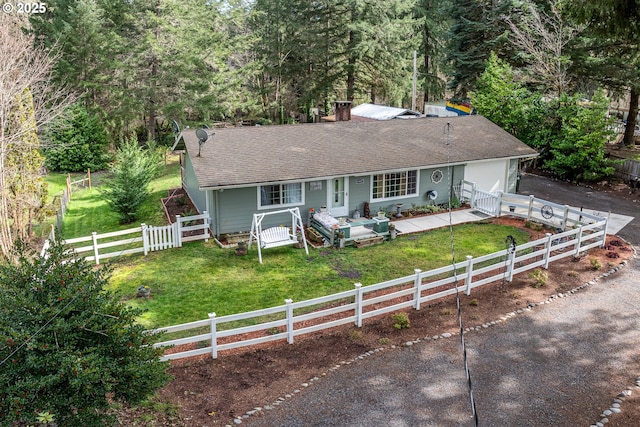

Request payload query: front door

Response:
[327,177,349,217]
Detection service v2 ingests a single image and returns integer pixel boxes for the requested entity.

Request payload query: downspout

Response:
[213,190,221,238]
[205,189,211,234]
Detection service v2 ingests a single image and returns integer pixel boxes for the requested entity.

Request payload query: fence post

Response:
[354,283,363,327]
[141,224,149,256]
[496,191,503,217]
[209,312,217,359]
[561,205,570,230]
[87,168,91,189]
[506,245,517,282]
[285,299,294,344]
[412,270,422,310]
[470,184,477,208]
[574,225,584,258]
[66,174,72,201]
[601,213,610,248]
[527,195,535,221]
[465,255,474,295]
[60,192,66,216]
[543,233,552,269]
[203,210,210,242]
[91,232,99,265]
[175,215,182,247]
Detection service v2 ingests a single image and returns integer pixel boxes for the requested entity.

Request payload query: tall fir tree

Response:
[413,0,449,105]
[566,0,640,146]
[446,0,513,98]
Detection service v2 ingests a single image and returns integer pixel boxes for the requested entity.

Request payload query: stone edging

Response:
[226,246,637,427]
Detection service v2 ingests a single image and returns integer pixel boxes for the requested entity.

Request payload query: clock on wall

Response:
[431,169,443,184]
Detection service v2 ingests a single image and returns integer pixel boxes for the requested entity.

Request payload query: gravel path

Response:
[243,257,639,427]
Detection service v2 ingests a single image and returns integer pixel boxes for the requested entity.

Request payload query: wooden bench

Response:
[260,226,295,248]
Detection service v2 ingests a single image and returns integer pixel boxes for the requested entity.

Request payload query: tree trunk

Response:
[423,22,431,104]
[623,87,639,146]
[346,28,355,102]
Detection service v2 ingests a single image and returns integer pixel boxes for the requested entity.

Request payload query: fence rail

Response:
[44,211,211,264]
[152,213,607,361]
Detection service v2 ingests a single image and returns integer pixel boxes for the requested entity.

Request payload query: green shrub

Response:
[0,241,169,427]
[589,258,602,270]
[391,312,410,330]
[42,103,111,172]
[469,299,479,306]
[348,330,363,340]
[529,268,548,288]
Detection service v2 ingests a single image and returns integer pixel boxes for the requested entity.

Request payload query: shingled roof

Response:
[180,115,538,190]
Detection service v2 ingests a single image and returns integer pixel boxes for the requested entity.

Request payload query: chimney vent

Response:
[334,101,352,121]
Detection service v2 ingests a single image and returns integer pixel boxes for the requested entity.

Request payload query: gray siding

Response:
[184,154,207,213]
[348,176,370,217]
[366,166,464,214]
[208,165,466,236]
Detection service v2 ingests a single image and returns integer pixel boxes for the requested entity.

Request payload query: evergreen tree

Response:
[544,91,615,181]
[446,0,514,98]
[472,53,531,135]
[566,0,640,146]
[30,0,126,134]
[413,0,449,104]
[343,0,418,105]
[42,103,111,172]
[0,240,169,427]
[101,139,161,223]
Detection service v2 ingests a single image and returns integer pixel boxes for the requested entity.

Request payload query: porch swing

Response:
[248,207,308,263]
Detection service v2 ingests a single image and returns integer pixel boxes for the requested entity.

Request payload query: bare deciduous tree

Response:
[504,0,582,95]
[0,14,72,260]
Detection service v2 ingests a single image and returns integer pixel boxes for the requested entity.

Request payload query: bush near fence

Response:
[153,205,607,361]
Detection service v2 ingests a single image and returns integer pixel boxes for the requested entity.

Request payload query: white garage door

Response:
[464,159,508,193]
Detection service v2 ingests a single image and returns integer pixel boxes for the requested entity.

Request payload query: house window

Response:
[259,183,303,208]
[371,170,418,200]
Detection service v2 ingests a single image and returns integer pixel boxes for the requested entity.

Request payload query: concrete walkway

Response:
[392,208,490,234]
[389,204,633,236]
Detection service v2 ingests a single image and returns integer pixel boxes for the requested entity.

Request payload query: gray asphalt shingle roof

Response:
[181,115,538,189]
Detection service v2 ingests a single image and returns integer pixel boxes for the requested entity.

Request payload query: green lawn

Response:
[48,156,530,331]
[58,158,180,238]
[108,222,529,329]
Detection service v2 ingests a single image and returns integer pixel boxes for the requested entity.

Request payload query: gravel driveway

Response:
[244,174,639,427]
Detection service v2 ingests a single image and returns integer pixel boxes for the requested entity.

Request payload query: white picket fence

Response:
[45,212,210,264]
[152,209,608,361]
[462,180,608,231]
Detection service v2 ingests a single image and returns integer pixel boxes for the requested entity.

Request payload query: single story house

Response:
[172,115,538,237]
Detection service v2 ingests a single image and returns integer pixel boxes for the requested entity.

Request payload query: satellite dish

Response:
[427,190,438,200]
[195,128,213,157]
[196,128,208,143]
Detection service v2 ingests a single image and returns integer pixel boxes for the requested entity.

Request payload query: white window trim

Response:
[369,169,420,202]
[257,182,305,210]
